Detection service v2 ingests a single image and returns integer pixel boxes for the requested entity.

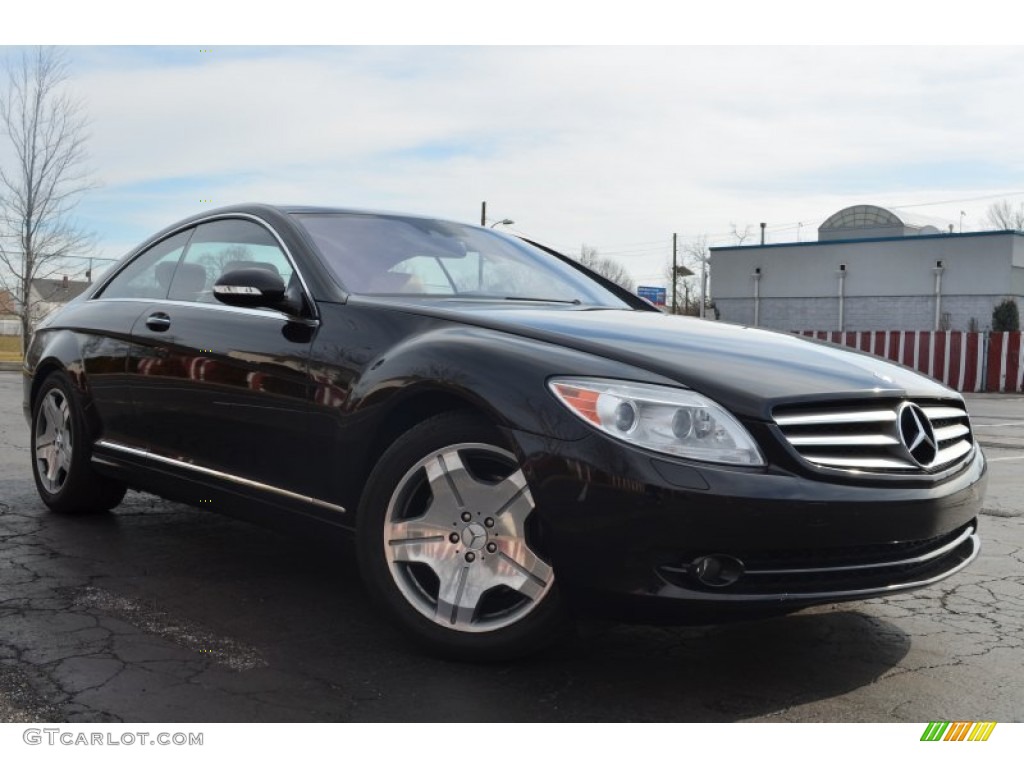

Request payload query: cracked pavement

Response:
[1,372,1022,722]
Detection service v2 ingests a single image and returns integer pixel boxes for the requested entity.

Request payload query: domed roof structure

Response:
[818,204,944,241]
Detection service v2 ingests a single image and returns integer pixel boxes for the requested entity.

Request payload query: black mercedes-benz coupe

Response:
[23,204,986,658]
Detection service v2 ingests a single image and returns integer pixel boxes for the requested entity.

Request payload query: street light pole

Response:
[480,201,487,227]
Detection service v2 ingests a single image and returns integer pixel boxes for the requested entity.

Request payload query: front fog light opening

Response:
[690,555,745,588]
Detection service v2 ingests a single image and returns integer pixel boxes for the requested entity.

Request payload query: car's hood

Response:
[361,299,955,418]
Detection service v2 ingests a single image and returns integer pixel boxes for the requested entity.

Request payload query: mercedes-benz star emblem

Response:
[461,523,487,551]
[898,402,938,467]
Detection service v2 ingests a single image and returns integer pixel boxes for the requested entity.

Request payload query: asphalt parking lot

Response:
[0,370,1022,722]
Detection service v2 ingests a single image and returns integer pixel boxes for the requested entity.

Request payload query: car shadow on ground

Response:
[1,487,911,722]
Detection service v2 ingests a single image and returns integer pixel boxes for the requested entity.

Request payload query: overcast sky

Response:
[4,37,1024,287]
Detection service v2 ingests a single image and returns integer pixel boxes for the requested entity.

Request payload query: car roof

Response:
[198,203,470,224]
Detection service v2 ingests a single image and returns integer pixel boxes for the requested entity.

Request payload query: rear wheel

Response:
[357,411,568,659]
[31,371,126,514]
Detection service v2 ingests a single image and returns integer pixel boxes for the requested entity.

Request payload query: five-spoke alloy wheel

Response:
[358,411,567,659]
[34,387,74,495]
[31,372,126,514]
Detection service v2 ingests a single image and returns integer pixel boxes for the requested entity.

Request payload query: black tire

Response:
[357,410,569,660]
[31,371,127,514]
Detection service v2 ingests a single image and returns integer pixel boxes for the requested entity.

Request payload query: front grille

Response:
[773,399,974,473]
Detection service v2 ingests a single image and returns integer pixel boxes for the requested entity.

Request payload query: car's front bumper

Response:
[511,428,986,622]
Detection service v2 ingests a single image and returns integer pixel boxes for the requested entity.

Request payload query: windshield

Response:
[293,213,629,308]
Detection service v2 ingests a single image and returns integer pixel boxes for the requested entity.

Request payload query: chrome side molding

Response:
[93,440,346,514]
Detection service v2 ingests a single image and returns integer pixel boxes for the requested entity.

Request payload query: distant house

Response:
[0,278,91,336]
[0,288,16,317]
[0,290,17,336]
[29,277,92,323]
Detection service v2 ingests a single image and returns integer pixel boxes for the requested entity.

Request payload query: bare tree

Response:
[730,222,752,245]
[575,244,635,292]
[0,47,94,352]
[686,235,712,317]
[664,259,694,314]
[664,236,709,315]
[985,200,1024,231]
[197,244,255,277]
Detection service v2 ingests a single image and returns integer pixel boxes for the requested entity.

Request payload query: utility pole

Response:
[700,257,707,319]
[760,222,766,246]
[672,233,678,314]
[480,201,487,227]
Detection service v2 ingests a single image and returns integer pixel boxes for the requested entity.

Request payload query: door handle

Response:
[145,312,171,332]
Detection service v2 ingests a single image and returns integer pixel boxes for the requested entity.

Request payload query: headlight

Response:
[548,377,764,466]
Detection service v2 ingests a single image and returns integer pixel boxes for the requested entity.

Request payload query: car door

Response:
[80,228,196,449]
[128,217,321,501]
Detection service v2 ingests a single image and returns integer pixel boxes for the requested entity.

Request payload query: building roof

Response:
[820,204,902,231]
[31,278,91,303]
[818,204,943,241]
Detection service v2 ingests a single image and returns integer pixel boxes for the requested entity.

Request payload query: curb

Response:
[977,440,1024,451]
[0,361,23,372]
[982,507,1022,518]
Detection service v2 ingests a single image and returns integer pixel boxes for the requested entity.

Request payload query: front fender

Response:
[351,323,682,442]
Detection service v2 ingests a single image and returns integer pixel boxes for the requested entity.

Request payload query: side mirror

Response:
[213,268,286,309]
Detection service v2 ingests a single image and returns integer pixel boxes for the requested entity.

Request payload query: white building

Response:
[710,204,1024,332]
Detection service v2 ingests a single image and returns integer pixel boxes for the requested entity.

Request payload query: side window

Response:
[169,219,294,304]
[99,230,192,300]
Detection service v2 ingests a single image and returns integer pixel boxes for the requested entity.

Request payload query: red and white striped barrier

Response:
[795,330,989,392]
[987,331,1024,393]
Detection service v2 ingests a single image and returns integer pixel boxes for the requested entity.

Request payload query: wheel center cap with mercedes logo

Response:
[898,402,938,467]
[461,523,488,551]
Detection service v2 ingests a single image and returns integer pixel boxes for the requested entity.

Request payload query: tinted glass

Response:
[99,230,192,300]
[294,214,628,307]
[169,219,294,304]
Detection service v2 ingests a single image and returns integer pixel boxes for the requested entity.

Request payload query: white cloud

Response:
[51,45,1024,282]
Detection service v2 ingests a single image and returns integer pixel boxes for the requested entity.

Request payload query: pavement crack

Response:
[72,586,268,671]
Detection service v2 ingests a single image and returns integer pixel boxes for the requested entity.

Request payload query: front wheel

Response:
[357,411,568,659]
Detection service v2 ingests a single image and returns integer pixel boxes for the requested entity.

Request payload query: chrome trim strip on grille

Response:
[933,423,970,441]
[94,439,346,514]
[798,455,917,470]
[745,525,974,575]
[787,434,900,447]
[934,440,973,465]
[922,406,969,420]
[774,410,897,427]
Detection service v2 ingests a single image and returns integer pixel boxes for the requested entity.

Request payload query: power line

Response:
[513,189,1024,273]
[887,190,1024,210]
